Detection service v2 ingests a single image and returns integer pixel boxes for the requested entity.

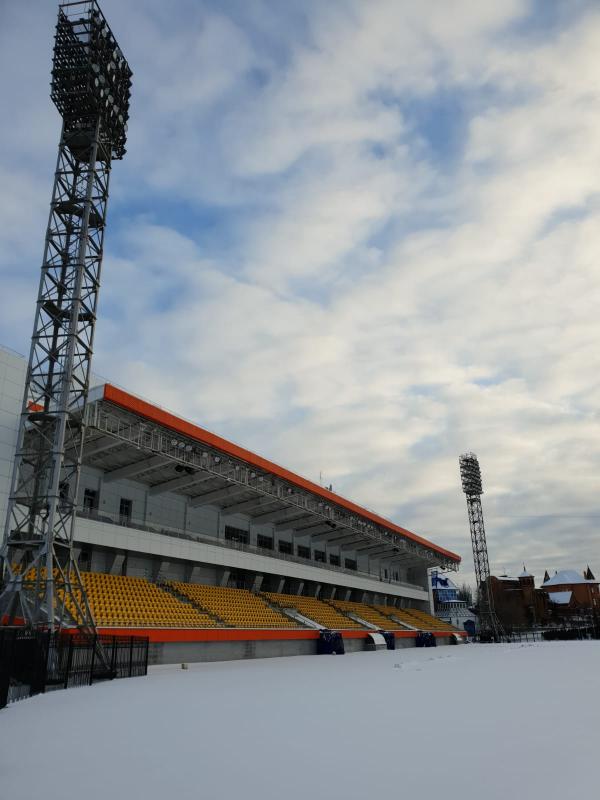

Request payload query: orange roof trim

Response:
[102,384,460,563]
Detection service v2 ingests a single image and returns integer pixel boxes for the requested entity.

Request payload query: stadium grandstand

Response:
[0,345,463,663]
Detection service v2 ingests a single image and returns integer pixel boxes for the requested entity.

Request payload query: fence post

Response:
[143,638,149,676]
[0,630,11,709]
[89,634,97,686]
[111,636,117,678]
[64,635,73,690]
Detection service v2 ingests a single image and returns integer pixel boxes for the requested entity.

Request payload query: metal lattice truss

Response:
[0,0,130,633]
[82,399,459,572]
[459,453,503,636]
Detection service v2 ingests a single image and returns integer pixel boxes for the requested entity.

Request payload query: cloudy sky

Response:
[1,0,600,587]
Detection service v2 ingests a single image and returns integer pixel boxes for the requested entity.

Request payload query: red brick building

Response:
[540,568,599,616]
[488,566,598,629]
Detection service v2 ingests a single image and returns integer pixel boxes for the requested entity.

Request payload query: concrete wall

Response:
[74,516,431,603]
[147,634,455,665]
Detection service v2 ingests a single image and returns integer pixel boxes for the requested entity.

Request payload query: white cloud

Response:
[2,0,600,588]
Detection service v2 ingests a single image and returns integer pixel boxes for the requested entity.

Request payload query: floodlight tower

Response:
[0,1,132,633]
[459,453,503,640]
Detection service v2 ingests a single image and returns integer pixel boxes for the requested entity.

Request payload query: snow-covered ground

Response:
[2,642,599,800]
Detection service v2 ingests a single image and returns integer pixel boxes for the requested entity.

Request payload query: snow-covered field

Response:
[2,642,599,800]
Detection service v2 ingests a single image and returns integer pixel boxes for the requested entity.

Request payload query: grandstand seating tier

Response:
[17,567,459,633]
[327,599,409,630]
[375,604,460,632]
[169,582,299,628]
[263,592,367,630]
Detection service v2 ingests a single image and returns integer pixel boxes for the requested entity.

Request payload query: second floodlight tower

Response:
[459,453,502,639]
[0,0,132,633]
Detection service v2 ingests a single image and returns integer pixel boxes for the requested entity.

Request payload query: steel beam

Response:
[296,524,337,537]
[103,455,171,483]
[274,515,315,532]
[222,497,270,516]
[148,473,213,497]
[366,547,398,558]
[251,508,301,525]
[323,534,363,547]
[189,485,245,508]
[83,435,124,458]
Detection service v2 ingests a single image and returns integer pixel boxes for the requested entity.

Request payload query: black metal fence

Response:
[476,621,600,644]
[0,628,148,709]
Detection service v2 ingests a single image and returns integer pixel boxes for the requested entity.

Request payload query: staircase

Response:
[158,581,226,626]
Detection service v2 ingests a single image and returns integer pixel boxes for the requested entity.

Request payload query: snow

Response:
[519,567,533,578]
[543,569,595,586]
[2,642,600,800]
[548,591,572,605]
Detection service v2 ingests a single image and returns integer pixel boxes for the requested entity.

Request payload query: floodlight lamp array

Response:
[459,452,483,496]
[51,1,132,159]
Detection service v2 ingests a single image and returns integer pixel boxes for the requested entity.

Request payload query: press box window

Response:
[297,545,311,560]
[329,554,340,566]
[344,558,357,571]
[83,488,98,513]
[314,550,326,563]
[278,540,293,555]
[224,525,249,545]
[119,498,132,524]
[257,534,273,550]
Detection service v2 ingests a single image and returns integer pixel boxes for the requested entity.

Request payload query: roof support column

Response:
[219,569,230,587]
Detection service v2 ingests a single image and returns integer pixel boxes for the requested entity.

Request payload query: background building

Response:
[540,569,599,617]
[431,572,476,635]
[485,567,598,630]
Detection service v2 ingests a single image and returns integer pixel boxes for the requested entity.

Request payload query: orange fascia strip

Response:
[102,384,461,563]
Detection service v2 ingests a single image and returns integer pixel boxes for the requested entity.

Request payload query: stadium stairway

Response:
[262,592,368,630]
[167,582,300,629]
[325,599,411,631]
[375,605,460,633]
[159,582,227,627]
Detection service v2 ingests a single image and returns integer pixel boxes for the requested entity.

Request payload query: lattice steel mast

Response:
[0,1,132,632]
[459,453,503,639]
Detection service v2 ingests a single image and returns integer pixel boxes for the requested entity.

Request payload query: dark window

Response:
[257,534,273,550]
[278,540,293,555]
[329,554,340,566]
[119,498,132,524]
[59,481,70,510]
[228,571,246,589]
[383,568,388,579]
[344,558,357,571]
[314,550,326,563]
[83,488,98,514]
[297,545,311,560]
[224,525,249,544]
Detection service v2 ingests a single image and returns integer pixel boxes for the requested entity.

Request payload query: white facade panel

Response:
[74,517,429,602]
